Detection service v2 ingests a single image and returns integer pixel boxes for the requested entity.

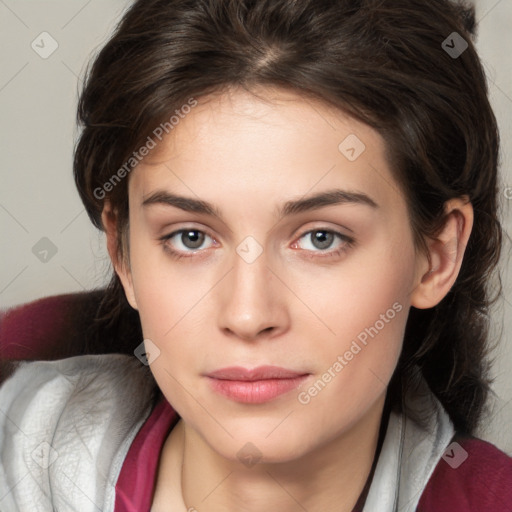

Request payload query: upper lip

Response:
[206,366,308,381]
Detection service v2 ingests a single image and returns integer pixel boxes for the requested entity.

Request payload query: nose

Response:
[217,247,290,342]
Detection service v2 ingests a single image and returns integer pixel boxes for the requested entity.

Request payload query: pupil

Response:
[182,230,204,249]
[313,231,333,250]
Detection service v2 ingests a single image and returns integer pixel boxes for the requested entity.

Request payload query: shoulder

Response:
[0,354,158,422]
[0,354,159,511]
[417,435,512,511]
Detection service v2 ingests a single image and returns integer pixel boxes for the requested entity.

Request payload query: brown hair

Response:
[74,0,502,434]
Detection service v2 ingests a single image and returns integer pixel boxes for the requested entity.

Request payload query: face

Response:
[117,86,424,464]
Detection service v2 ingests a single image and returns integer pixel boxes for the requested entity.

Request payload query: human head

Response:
[74,0,501,435]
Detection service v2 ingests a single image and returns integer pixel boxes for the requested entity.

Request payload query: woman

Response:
[1,0,511,510]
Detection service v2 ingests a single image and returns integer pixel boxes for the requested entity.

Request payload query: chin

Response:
[198,419,319,466]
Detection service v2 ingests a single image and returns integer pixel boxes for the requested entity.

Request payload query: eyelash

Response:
[159,228,355,261]
[159,229,217,261]
[293,230,355,260]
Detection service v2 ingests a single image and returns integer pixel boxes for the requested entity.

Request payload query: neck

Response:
[179,395,386,512]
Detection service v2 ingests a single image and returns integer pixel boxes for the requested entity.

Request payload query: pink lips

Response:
[205,366,310,404]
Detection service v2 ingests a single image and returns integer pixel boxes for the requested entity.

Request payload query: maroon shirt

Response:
[417,436,512,512]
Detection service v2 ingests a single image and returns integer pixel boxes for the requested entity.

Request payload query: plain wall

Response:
[1,0,511,452]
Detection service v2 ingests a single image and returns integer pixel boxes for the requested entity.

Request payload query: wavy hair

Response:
[73,0,502,434]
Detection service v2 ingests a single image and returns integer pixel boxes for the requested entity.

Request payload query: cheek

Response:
[289,231,414,351]
[128,249,211,416]
[292,269,409,447]
[288,236,413,414]
[127,229,207,336]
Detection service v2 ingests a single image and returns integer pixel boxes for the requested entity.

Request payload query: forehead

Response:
[129,86,405,212]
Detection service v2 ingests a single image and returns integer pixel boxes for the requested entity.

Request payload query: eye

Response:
[161,229,216,254]
[292,229,353,255]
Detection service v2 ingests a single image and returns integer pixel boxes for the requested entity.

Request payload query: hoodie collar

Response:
[363,371,455,512]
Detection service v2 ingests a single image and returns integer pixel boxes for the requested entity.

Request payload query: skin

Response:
[102,85,473,512]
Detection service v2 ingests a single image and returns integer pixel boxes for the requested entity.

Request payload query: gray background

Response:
[1,0,511,453]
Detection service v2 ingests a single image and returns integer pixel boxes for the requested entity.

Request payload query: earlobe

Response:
[101,203,138,310]
[411,198,473,310]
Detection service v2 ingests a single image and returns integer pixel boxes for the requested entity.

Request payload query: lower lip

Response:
[207,376,309,404]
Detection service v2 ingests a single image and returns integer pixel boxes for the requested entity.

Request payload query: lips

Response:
[205,366,310,403]
[207,365,307,381]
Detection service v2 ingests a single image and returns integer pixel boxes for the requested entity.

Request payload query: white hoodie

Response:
[0,354,454,512]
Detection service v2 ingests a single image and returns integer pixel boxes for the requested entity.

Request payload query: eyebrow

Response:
[142,188,378,222]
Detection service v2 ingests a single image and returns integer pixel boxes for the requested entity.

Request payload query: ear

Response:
[101,202,138,310]
[411,197,473,309]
